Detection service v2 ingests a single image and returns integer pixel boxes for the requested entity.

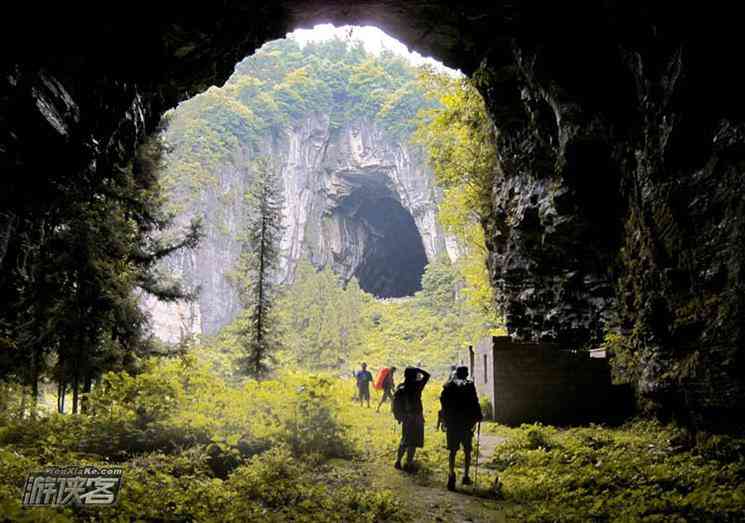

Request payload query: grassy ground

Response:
[334,381,507,522]
[1,366,744,521]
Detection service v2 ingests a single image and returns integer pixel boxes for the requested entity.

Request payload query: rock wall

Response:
[278,113,451,281]
[155,114,450,337]
[475,5,745,424]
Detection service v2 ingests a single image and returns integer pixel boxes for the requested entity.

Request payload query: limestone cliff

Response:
[151,114,451,338]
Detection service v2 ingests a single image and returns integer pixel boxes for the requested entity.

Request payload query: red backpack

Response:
[373,367,390,390]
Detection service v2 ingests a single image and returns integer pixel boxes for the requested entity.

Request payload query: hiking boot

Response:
[447,474,456,491]
[394,461,402,470]
[462,475,473,485]
[403,462,415,473]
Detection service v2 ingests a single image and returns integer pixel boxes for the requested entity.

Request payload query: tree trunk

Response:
[72,372,79,414]
[31,377,38,419]
[255,213,266,377]
[57,379,66,414]
[81,373,92,414]
[30,347,39,419]
[19,388,27,420]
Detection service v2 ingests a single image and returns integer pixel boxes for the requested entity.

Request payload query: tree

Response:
[273,260,367,370]
[416,256,459,314]
[55,136,202,414]
[234,157,284,378]
[414,69,501,319]
[0,130,202,416]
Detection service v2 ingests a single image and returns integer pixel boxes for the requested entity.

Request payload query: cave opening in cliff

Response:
[352,196,428,298]
[135,22,464,333]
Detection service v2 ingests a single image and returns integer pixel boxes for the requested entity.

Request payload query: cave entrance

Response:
[352,196,427,298]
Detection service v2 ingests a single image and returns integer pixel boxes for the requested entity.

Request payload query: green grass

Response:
[1,359,744,521]
[484,421,745,522]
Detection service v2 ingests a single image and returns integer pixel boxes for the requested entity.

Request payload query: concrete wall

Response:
[470,336,623,425]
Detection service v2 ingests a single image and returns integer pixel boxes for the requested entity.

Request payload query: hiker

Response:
[392,366,430,471]
[355,362,373,408]
[376,366,397,412]
[440,365,483,491]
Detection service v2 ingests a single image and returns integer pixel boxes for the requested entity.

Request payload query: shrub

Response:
[489,421,745,522]
[479,396,493,420]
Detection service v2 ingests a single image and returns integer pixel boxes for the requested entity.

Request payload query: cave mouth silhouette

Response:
[353,196,427,298]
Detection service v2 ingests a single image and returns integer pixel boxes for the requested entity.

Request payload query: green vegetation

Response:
[202,256,497,378]
[274,261,367,371]
[2,355,744,521]
[230,157,285,378]
[0,132,201,416]
[0,360,399,522]
[487,422,745,522]
[414,69,499,318]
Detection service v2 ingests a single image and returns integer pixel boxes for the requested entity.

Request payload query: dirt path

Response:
[339,395,512,521]
[477,433,507,461]
[363,433,509,522]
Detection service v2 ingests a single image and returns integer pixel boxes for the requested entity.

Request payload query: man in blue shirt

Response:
[355,362,373,408]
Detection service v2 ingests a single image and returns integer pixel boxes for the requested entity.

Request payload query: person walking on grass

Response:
[376,366,397,412]
[440,365,483,491]
[392,366,430,471]
[355,362,373,408]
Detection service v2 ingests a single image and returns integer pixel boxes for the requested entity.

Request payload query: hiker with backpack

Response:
[440,365,483,491]
[392,366,430,471]
[354,362,374,408]
[375,366,397,412]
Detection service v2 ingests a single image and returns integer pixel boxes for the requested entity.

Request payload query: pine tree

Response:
[236,157,284,378]
[0,131,201,416]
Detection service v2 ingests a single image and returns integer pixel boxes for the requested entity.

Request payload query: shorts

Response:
[446,426,474,451]
[400,414,425,448]
[358,386,370,401]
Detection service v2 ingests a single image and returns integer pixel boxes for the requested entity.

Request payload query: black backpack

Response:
[392,384,412,422]
[441,379,482,426]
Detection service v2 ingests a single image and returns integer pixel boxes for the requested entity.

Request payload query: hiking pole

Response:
[474,421,481,492]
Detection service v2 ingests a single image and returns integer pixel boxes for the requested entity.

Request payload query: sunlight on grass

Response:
[1,358,744,521]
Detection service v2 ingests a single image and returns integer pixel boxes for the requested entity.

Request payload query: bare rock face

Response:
[474,5,745,424]
[279,114,450,282]
[154,114,449,338]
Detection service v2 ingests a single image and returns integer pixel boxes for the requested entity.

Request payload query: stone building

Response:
[464,336,630,425]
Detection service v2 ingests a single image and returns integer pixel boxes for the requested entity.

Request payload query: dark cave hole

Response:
[353,197,427,298]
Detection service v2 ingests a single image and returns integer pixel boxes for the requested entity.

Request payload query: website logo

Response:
[22,466,123,507]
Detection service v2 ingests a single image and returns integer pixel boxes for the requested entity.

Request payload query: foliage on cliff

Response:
[414,70,499,319]
[159,36,436,213]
